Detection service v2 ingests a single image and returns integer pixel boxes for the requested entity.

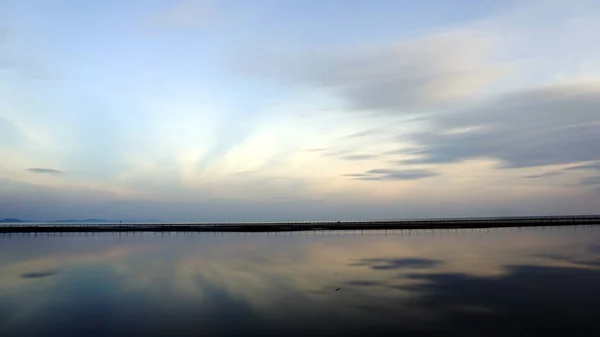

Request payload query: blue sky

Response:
[1,0,599,221]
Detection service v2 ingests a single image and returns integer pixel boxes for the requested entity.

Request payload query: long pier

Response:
[1,215,599,233]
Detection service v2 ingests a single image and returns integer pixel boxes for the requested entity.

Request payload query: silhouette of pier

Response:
[1,215,599,233]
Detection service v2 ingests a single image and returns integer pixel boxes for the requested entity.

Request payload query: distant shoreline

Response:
[1,215,599,233]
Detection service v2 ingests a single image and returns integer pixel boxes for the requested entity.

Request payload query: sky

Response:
[1,0,599,221]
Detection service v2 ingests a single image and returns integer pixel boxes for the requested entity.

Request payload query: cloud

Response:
[345,168,437,181]
[339,154,379,161]
[402,264,600,336]
[20,270,59,279]
[344,128,390,139]
[26,168,63,175]
[524,161,600,181]
[525,172,562,179]
[399,82,600,168]
[580,176,600,186]
[566,162,600,172]
[351,258,442,270]
[148,0,214,30]
[195,111,257,172]
[248,30,503,113]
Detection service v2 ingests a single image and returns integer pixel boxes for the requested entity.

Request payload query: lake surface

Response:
[2,226,600,337]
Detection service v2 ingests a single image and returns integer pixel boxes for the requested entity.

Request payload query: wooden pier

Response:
[1,215,599,233]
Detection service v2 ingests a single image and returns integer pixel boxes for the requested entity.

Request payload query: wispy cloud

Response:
[525,171,562,179]
[339,154,380,161]
[400,83,600,169]
[26,168,63,175]
[580,176,600,186]
[566,162,600,172]
[345,168,438,181]
[345,128,390,139]
[195,111,258,173]
[247,29,504,113]
[350,257,442,270]
[20,269,59,279]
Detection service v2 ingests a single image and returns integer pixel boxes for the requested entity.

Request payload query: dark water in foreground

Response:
[2,226,600,337]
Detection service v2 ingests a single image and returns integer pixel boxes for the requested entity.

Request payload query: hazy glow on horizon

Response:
[1,0,600,220]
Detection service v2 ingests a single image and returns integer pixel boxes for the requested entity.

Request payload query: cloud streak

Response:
[580,176,600,186]
[20,269,59,279]
[248,30,504,113]
[566,162,600,172]
[399,82,600,169]
[26,168,63,175]
[525,172,562,179]
[345,169,438,181]
[339,154,380,161]
[351,258,442,270]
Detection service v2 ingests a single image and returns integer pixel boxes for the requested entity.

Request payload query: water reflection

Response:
[1,226,600,336]
[20,270,59,279]
[350,257,442,269]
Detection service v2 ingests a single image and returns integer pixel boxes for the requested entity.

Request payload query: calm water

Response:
[2,226,600,337]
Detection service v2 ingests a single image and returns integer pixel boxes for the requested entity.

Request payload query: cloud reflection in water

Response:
[0,226,600,336]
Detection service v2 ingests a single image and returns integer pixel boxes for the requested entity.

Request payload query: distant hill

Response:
[0,218,29,223]
[1,218,111,223]
[50,219,110,223]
